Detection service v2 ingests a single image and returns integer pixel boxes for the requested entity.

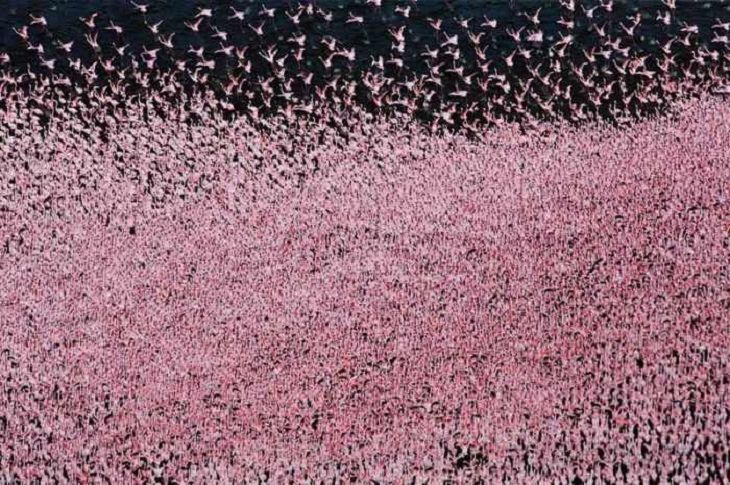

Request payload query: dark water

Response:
[2,1,729,125]
[2,1,728,70]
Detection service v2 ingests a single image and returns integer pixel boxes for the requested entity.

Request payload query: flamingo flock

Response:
[0,0,729,129]
[1,1,730,483]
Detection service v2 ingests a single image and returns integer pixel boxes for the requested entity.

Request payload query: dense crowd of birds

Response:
[2,88,730,481]
[0,0,729,129]
[2,1,730,483]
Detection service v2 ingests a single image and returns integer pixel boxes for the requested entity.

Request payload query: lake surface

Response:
[2,0,728,125]
[2,1,728,67]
